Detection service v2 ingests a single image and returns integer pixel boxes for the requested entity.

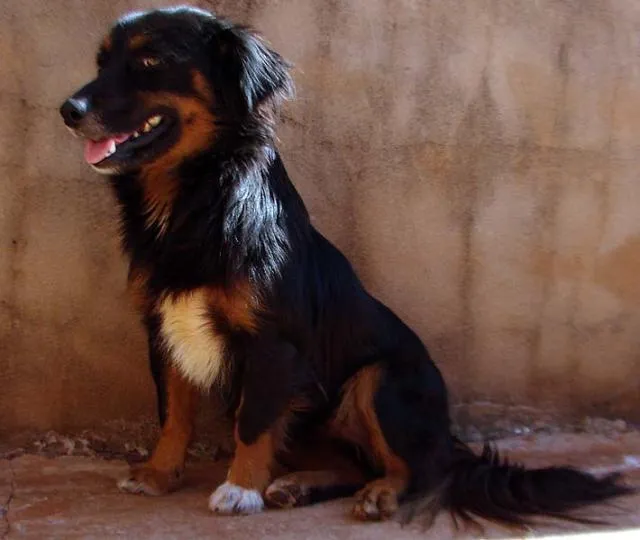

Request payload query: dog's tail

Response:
[403,438,635,530]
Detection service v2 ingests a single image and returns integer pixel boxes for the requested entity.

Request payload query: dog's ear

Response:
[210,24,294,116]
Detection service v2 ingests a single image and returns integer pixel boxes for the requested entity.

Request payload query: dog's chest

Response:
[158,290,226,388]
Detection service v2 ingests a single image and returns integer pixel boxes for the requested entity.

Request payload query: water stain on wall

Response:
[2,0,640,435]
[595,237,640,303]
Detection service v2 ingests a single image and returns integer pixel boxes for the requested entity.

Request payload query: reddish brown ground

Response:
[1,432,639,539]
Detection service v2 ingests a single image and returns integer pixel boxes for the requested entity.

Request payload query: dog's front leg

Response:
[209,340,298,515]
[119,319,199,496]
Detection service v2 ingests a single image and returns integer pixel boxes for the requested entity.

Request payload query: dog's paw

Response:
[352,483,399,521]
[117,464,183,496]
[209,481,264,515]
[264,478,307,509]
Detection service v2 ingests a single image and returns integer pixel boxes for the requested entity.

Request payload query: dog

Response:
[60,6,634,528]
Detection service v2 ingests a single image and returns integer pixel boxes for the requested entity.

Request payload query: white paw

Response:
[209,481,264,515]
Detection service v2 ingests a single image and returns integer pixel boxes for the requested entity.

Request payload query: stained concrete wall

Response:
[1,0,640,435]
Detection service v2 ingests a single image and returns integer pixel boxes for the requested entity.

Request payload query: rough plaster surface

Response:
[2,0,640,435]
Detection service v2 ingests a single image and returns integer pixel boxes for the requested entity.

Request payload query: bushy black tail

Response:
[436,439,636,530]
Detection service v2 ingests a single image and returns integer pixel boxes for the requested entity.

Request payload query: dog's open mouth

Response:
[84,113,171,166]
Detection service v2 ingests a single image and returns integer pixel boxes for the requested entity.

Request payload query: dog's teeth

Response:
[143,122,152,133]
[107,140,116,156]
[148,115,162,127]
[133,131,140,139]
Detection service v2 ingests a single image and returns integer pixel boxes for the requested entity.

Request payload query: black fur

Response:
[60,6,635,530]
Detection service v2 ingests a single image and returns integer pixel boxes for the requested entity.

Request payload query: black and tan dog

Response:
[60,6,633,527]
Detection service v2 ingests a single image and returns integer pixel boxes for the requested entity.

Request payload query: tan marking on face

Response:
[101,34,112,52]
[191,69,213,102]
[139,170,176,234]
[138,79,216,231]
[129,34,149,49]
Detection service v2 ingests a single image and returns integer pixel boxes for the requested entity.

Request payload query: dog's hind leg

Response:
[330,358,452,521]
[265,435,368,508]
[265,470,365,508]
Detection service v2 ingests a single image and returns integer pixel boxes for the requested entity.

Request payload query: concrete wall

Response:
[2,0,640,435]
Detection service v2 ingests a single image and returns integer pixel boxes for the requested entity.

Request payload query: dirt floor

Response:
[1,432,639,539]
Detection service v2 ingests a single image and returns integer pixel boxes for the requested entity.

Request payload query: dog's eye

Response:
[140,57,161,68]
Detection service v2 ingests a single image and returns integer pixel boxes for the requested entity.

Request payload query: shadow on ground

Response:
[1,432,639,539]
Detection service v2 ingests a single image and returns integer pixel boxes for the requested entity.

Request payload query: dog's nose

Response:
[60,97,91,127]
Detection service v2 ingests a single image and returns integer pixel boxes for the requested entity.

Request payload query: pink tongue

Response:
[84,134,130,165]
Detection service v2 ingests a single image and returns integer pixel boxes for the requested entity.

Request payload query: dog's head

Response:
[60,6,293,175]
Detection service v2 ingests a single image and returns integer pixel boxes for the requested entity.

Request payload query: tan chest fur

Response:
[158,290,225,389]
[156,285,258,389]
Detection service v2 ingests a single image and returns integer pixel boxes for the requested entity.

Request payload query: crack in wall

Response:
[1,460,15,540]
